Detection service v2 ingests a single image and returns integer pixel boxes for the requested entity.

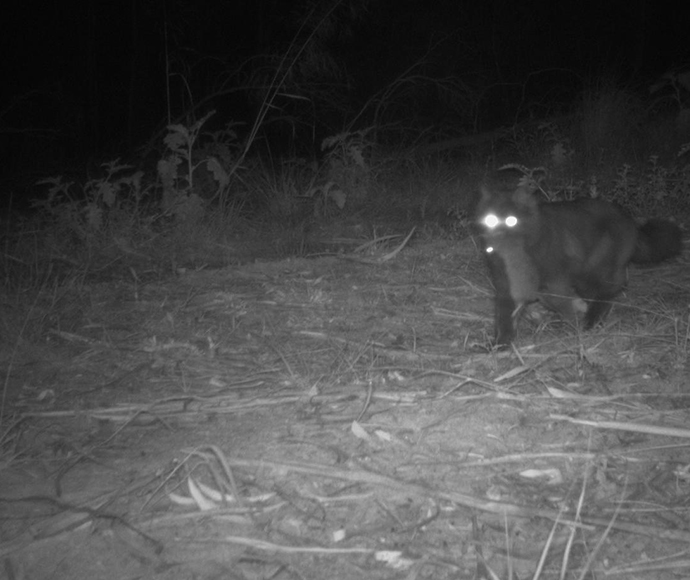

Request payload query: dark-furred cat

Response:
[477,184,682,346]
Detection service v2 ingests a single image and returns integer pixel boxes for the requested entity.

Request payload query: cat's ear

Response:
[512,185,538,210]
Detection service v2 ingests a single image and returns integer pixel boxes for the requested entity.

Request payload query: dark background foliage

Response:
[2,0,688,177]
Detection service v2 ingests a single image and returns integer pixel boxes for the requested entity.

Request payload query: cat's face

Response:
[477,185,539,253]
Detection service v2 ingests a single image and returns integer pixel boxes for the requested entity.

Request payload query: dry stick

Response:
[352,233,404,254]
[0,494,163,555]
[576,488,623,580]
[200,446,247,510]
[221,535,371,555]
[298,330,456,362]
[558,434,594,580]
[605,554,690,575]
[342,227,416,264]
[142,449,199,512]
[533,508,565,580]
[355,380,374,424]
[21,391,365,422]
[560,460,589,578]
[0,416,24,452]
[503,512,514,580]
[551,414,690,439]
[472,514,500,580]
[223,457,690,543]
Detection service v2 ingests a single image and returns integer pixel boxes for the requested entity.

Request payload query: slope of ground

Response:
[2,230,690,580]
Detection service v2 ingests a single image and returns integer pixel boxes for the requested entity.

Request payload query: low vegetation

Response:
[2,7,690,579]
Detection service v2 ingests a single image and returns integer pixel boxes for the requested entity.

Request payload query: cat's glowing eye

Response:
[486,246,494,253]
[505,216,518,227]
[482,214,499,229]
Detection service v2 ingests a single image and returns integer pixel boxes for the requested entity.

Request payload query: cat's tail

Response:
[633,219,683,263]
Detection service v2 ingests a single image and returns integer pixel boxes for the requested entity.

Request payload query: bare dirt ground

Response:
[2,228,690,580]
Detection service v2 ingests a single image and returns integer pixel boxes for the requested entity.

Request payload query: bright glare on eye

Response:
[483,214,499,229]
[486,246,494,253]
[505,216,518,227]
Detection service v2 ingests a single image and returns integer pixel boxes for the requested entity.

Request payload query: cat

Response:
[477,183,682,346]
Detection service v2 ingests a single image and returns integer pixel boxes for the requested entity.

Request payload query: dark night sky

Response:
[1,0,689,168]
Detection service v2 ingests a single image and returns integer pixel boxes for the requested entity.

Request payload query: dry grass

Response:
[1,231,689,579]
[1,82,689,577]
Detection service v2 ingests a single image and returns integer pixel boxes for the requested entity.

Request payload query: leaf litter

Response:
[2,235,690,579]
